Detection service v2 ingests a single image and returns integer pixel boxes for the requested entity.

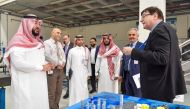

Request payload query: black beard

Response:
[32,29,39,37]
[91,44,96,47]
[104,42,110,46]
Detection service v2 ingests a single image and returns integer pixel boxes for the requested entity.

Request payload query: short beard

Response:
[90,44,96,47]
[77,44,82,47]
[32,29,39,37]
[104,42,110,46]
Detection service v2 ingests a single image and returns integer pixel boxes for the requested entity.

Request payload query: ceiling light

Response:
[0,0,15,6]
[17,9,30,13]
[179,3,190,6]
[43,16,55,19]
[69,20,73,23]
[50,0,67,5]
[101,3,122,8]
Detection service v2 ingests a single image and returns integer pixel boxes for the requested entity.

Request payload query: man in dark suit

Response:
[119,28,144,97]
[123,7,187,102]
[88,37,99,93]
[62,34,74,99]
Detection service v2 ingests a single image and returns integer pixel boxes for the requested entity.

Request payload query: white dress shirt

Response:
[44,38,66,66]
[90,47,96,64]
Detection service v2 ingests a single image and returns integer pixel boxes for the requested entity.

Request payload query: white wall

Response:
[176,14,190,39]
[1,14,190,48]
[0,14,65,47]
[139,0,166,42]
[63,20,137,48]
[7,15,21,43]
[0,14,9,47]
[63,14,190,47]
[7,15,63,41]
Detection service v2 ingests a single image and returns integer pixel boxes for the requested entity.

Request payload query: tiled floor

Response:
[5,85,190,109]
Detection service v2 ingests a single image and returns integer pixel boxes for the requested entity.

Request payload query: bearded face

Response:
[90,39,96,47]
[90,44,96,47]
[31,19,42,37]
[32,27,40,36]
[103,36,110,46]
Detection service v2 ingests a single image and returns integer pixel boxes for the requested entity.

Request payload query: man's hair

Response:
[129,28,139,36]
[90,37,96,42]
[141,6,164,21]
[64,34,70,38]
[75,34,83,38]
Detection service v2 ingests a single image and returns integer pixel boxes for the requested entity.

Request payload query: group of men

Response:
[4,6,187,109]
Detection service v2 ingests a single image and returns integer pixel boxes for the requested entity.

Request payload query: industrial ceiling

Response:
[0,0,190,27]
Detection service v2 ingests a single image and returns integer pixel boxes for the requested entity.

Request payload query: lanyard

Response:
[138,40,147,49]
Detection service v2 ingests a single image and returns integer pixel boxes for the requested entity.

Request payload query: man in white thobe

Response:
[3,14,52,109]
[66,35,91,106]
[95,33,122,93]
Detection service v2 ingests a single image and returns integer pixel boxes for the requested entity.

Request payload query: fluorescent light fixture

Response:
[17,9,30,13]
[180,3,190,6]
[43,16,55,19]
[101,3,122,8]
[50,0,67,5]
[0,0,15,6]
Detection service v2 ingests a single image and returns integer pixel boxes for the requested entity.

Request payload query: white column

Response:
[139,0,166,42]
[0,13,8,47]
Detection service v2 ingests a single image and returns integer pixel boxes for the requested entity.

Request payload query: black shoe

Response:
[63,93,69,99]
[89,89,96,94]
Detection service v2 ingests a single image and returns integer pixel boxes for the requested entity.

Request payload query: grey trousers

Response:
[47,69,63,109]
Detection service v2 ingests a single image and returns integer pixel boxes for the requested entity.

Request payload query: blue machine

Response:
[67,92,190,109]
[0,87,5,109]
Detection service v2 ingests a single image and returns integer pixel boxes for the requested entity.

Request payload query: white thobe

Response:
[4,43,49,109]
[95,50,123,93]
[66,46,91,106]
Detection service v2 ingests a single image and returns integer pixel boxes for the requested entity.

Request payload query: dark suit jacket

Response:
[64,42,74,72]
[120,41,144,78]
[131,21,187,101]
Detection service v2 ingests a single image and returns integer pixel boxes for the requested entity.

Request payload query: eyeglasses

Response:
[141,14,151,19]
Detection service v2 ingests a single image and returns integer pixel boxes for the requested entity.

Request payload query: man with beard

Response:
[88,37,99,93]
[95,33,123,93]
[62,34,74,99]
[66,35,91,106]
[3,14,53,109]
[44,28,66,109]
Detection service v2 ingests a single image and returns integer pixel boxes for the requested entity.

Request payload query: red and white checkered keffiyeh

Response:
[98,35,120,80]
[4,15,43,69]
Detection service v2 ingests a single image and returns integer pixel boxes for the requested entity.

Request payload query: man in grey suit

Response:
[123,6,186,102]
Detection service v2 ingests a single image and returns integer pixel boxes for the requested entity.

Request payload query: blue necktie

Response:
[127,43,133,71]
[64,44,68,56]
[123,43,133,71]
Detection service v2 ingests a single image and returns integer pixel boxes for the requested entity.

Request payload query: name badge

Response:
[82,59,88,66]
[48,70,53,74]
[134,60,138,64]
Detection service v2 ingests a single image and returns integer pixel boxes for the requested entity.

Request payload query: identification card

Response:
[48,70,53,74]
[134,60,138,64]
[82,59,88,66]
